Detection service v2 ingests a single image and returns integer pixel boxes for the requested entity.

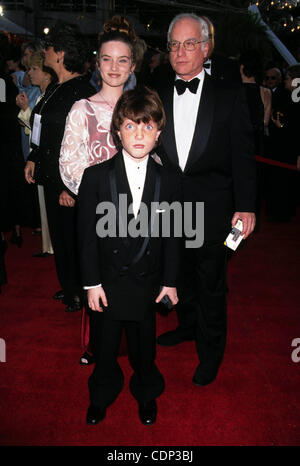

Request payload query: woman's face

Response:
[43,45,60,71]
[98,40,135,89]
[28,65,48,87]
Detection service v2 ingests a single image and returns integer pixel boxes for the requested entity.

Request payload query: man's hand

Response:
[155,286,178,306]
[87,286,108,312]
[231,212,256,239]
[24,161,35,184]
[59,190,75,207]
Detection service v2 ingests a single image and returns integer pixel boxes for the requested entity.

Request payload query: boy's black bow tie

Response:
[174,78,200,95]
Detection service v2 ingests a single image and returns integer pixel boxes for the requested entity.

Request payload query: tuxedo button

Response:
[113,249,119,254]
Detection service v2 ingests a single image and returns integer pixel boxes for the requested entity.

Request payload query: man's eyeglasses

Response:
[167,39,206,52]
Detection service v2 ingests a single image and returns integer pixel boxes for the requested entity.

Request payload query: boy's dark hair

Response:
[111,86,166,150]
[47,22,88,74]
[98,15,137,64]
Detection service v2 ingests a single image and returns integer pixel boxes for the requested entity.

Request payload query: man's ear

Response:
[203,42,209,60]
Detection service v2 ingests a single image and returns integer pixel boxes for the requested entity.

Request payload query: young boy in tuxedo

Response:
[77,86,181,426]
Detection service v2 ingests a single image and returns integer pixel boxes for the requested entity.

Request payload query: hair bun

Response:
[102,15,136,42]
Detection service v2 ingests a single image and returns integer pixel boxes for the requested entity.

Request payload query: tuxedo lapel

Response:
[161,87,179,167]
[114,152,133,207]
[139,156,156,214]
[184,74,215,173]
[110,152,133,248]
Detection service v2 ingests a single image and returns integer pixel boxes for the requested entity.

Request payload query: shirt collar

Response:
[122,150,149,170]
[175,69,204,83]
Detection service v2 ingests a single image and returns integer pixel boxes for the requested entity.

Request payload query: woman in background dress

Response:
[24,22,95,313]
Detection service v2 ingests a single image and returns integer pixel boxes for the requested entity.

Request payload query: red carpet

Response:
[1,208,300,446]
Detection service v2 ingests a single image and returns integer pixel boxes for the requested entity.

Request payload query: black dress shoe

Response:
[138,400,157,426]
[157,327,195,346]
[65,300,82,313]
[86,405,106,425]
[33,251,52,258]
[53,290,64,300]
[192,364,219,387]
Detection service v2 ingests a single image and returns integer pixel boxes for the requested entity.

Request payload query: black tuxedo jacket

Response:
[77,152,181,321]
[157,73,257,244]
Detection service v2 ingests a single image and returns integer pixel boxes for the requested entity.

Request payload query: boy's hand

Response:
[88,286,108,312]
[155,286,178,306]
[59,190,75,207]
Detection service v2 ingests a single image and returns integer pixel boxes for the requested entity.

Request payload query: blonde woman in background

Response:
[19,51,57,257]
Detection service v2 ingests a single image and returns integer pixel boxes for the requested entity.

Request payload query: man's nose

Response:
[177,43,186,56]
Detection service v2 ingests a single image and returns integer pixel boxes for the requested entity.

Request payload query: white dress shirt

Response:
[174,69,205,171]
[84,151,149,289]
[123,150,148,218]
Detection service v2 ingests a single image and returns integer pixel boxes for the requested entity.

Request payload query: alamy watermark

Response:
[291,338,300,363]
[291,79,300,103]
[0,338,6,363]
[0,78,6,102]
[94,196,204,248]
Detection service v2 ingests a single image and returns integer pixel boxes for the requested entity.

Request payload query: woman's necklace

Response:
[99,92,117,110]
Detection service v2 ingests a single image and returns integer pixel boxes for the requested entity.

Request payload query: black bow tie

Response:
[203,61,211,69]
[174,78,200,95]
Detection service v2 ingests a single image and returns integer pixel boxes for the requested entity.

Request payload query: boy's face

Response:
[118,119,161,162]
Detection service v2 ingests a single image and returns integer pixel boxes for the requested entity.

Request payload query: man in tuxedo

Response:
[77,87,181,425]
[149,15,240,94]
[156,13,257,387]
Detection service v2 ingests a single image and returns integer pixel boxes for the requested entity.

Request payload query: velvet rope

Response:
[255,155,298,171]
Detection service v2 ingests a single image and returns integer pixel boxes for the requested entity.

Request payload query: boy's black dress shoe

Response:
[86,405,106,425]
[138,400,157,425]
[53,290,64,300]
[157,327,195,346]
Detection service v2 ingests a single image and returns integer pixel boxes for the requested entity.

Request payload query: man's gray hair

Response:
[167,13,210,48]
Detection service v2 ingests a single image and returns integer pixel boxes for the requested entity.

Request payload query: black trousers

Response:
[176,242,228,372]
[43,182,81,304]
[88,310,165,409]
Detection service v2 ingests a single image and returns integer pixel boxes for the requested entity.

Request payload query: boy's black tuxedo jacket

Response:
[157,73,257,244]
[77,152,181,321]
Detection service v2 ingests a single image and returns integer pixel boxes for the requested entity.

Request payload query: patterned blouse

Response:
[59,98,117,195]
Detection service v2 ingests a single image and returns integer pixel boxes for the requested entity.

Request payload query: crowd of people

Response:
[0,12,299,426]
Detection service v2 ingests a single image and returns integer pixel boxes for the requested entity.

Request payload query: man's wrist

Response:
[84,284,102,290]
